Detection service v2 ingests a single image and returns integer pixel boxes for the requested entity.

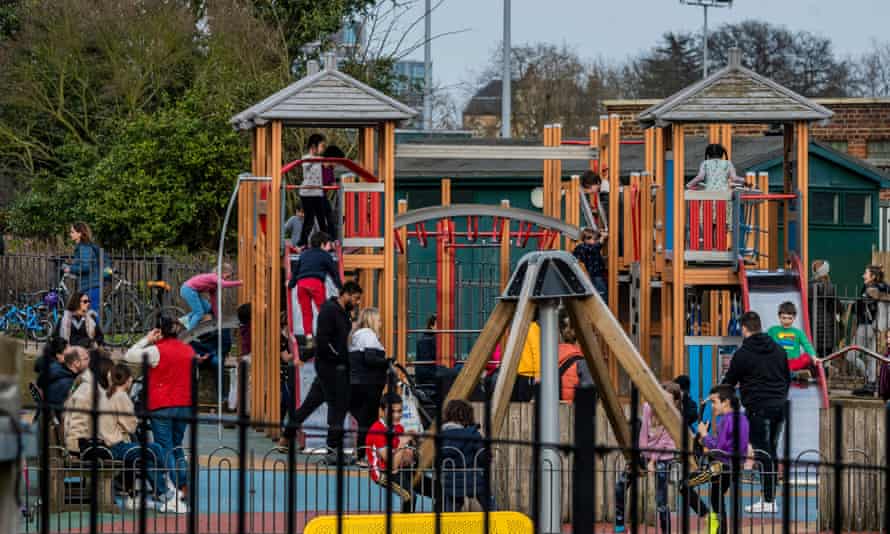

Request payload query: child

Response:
[180,264,242,332]
[287,231,342,346]
[616,383,709,534]
[366,393,416,501]
[99,364,180,512]
[767,301,817,380]
[321,145,345,241]
[298,133,329,247]
[673,374,699,432]
[438,399,491,512]
[686,144,744,191]
[696,384,750,534]
[580,170,608,230]
[284,207,305,250]
[573,227,608,299]
[557,322,591,403]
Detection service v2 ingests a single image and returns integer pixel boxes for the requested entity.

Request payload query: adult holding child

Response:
[123,316,206,511]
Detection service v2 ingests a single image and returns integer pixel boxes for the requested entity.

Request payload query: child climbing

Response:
[686,144,745,191]
[573,227,607,299]
[767,301,817,380]
[615,382,709,534]
[297,133,330,247]
[288,231,342,347]
[180,264,242,332]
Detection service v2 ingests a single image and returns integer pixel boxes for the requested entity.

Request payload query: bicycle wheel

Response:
[102,291,144,347]
[28,317,54,342]
[143,305,186,332]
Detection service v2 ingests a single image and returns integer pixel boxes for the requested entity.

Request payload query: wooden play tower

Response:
[229,53,417,438]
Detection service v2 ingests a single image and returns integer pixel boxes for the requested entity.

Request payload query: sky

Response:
[392,0,890,105]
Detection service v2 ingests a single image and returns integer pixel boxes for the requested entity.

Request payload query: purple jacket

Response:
[702,411,749,465]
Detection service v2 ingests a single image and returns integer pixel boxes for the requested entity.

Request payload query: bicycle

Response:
[0,291,54,341]
[142,280,185,331]
[100,271,143,347]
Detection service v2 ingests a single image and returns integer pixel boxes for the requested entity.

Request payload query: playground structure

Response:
[230,47,836,448]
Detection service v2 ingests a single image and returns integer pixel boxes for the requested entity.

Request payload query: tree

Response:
[852,40,890,97]
[705,20,852,97]
[632,32,701,98]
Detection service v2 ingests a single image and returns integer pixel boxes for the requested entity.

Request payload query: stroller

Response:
[387,360,434,429]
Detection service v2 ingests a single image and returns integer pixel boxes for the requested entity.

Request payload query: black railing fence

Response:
[15,353,890,534]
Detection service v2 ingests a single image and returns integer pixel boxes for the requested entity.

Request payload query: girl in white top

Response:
[687,144,744,191]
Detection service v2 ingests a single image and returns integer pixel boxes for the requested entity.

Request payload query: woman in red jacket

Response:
[124,316,206,512]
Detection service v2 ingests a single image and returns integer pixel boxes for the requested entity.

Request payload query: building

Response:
[462,80,503,137]
[391,60,428,128]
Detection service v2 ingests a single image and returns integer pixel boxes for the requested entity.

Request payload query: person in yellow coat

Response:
[514,311,540,401]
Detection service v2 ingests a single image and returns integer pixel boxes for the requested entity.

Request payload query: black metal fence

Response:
[17,353,890,534]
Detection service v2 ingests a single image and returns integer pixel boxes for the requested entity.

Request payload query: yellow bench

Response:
[304,511,532,534]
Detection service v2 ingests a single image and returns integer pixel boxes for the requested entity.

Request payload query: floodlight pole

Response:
[501,0,511,139]
[703,5,709,77]
[423,0,432,130]
[680,0,733,78]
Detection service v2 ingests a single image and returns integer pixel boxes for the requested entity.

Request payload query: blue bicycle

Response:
[0,292,54,341]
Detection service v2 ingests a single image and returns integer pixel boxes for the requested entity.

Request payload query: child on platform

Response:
[180,264,242,332]
[767,301,817,380]
[573,227,607,299]
[686,144,744,191]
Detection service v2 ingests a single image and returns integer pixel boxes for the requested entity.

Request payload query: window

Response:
[811,192,839,224]
[844,193,872,225]
[825,140,849,154]
[867,140,890,159]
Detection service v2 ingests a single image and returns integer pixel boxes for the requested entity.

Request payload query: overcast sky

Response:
[394,0,889,103]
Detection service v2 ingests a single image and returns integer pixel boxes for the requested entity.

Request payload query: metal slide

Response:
[739,255,825,463]
[579,190,608,232]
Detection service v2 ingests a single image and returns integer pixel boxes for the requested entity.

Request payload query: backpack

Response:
[89,244,113,281]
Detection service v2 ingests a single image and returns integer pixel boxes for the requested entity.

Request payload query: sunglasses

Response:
[81,298,91,304]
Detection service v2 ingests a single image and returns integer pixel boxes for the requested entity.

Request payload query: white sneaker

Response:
[745,500,777,513]
[121,496,139,511]
[157,495,188,514]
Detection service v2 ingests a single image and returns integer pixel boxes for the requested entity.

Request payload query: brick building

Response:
[604,98,890,169]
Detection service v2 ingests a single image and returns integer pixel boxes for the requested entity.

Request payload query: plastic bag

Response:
[399,383,424,435]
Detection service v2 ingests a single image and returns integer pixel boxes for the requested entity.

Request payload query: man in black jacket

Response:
[315,281,362,459]
[722,311,790,514]
[44,347,89,412]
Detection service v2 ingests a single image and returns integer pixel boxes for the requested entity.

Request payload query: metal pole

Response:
[217,173,272,440]
[703,5,709,78]
[501,0,511,138]
[538,298,560,534]
[423,0,432,131]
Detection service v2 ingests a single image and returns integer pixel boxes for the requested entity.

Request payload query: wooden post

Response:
[439,179,453,366]
[250,126,268,428]
[552,123,563,230]
[566,176,580,250]
[783,124,794,261]
[543,125,552,218]
[796,122,809,271]
[671,125,686,378]
[589,126,599,172]
[358,127,376,296]
[721,124,733,159]
[708,124,720,144]
[758,172,771,270]
[397,199,409,365]
[639,172,653,363]
[381,121,396,357]
[266,120,283,439]
[608,114,621,315]
[654,128,666,276]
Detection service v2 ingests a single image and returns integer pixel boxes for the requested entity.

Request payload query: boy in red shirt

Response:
[366,393,413,482]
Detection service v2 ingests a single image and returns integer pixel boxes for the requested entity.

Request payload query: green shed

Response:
[743,141,889,290]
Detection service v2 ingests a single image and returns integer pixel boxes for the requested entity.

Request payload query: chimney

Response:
[728,48,742,68]
[323,52,337,71]
[306,60,320,76]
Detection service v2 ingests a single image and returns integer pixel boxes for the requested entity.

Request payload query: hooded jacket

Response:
[722,332,790,412]
[438,423,489,498]
[348,328,388,385]
[43,360,78,409]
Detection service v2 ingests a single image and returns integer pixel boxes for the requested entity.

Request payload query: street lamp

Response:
[680,0,733,78]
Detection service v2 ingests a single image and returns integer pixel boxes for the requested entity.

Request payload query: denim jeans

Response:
[616,461,671,534]
[109,441,168,498]
[150,406,192,490]
[180,285,210,331]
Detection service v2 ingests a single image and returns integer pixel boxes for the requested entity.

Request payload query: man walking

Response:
[314,281,362,463]
[722,311,791,514]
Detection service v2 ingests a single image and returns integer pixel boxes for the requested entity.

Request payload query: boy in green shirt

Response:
[767,301,817,379]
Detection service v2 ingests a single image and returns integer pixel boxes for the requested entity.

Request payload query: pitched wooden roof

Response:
[639,49,833,128]
[231,54,418,130]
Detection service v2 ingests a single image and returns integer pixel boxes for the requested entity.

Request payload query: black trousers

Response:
[291,376,325,429]
[298,196,330,247]
[349,383,384,455]
[315,359,350,451]
[747,405,785,503]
